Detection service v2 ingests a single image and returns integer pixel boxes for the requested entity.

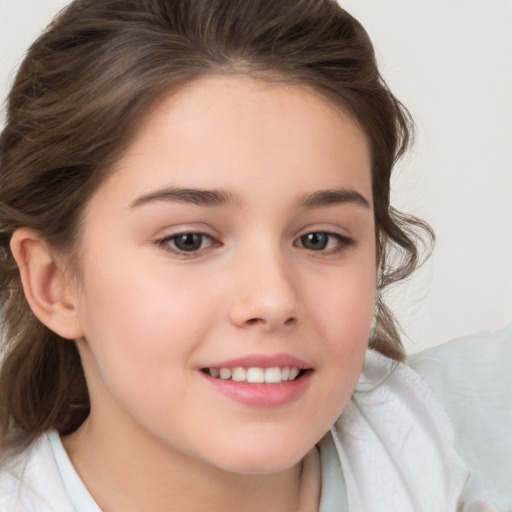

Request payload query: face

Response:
[71,74,376,475]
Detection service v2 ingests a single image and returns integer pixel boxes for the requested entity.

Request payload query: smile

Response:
[200,356,313,407]
[203,366,303,384]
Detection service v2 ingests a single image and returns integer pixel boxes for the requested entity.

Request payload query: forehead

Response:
[94,74,372,208]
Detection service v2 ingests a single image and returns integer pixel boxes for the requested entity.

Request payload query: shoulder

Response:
[407,324,512,386]
[0,433,75,512]
[330,349,469,512]
[407,325,512,509]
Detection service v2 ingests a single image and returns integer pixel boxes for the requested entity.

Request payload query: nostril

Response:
[243,316,296,328]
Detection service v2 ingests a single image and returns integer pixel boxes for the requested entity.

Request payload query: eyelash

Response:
[155,231,356,257]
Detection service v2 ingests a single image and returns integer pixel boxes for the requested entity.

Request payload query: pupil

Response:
[302,232,328,250]
[175,234,202,251]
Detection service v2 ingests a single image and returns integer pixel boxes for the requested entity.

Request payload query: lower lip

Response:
[201,371,312,408]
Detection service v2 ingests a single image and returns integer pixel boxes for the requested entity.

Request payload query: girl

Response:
[0,1,509,510]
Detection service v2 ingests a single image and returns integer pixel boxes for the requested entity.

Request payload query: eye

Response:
[295,231,355,253]
[156,232,216,254]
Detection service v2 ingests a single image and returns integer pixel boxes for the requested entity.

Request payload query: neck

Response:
[63,416,321,512]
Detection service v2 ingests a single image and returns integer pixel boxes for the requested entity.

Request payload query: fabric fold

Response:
[330,349,470,512]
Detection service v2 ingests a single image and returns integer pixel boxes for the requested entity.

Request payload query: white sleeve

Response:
[407,325,512,511]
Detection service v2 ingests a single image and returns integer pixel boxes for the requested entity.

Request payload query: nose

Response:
[228,249,299,332]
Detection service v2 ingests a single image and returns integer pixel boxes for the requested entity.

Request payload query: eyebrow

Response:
[130,186,370,210]
[130,187,243,209]
[296,189,371,210]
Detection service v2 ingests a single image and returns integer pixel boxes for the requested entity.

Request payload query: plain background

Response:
[1,0,510,353]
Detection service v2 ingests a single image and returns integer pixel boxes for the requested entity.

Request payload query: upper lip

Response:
[203,353,312,370]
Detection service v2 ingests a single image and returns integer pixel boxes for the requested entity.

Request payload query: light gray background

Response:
[1,0,511,352]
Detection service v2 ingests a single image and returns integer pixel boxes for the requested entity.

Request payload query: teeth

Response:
[247,367,265,383]
[232,367,246,382]
[264,367,281,383]
[219,368,231,380]
[208,366,303,383]
[289,367,300,380]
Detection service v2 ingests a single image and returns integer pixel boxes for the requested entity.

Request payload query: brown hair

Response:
[0,0,433,459]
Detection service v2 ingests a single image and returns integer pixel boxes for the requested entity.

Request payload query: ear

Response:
[10,228,85,340]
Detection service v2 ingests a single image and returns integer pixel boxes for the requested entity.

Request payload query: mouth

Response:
[199,354,314,407]
[200,366,310,384]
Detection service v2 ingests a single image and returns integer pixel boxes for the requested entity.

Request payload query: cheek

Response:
[76,260,222,389]
[322,283,375,347]
[289,266,375,435]
[305,261,376,386]
[310,261,376,341]
[75,269,224,433]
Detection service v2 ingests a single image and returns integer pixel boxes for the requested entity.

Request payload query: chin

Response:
[206,438,312,476]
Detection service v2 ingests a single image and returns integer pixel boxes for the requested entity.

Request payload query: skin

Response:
[15,74,376,511]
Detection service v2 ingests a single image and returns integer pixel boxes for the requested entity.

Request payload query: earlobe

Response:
[10,228,84,340]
